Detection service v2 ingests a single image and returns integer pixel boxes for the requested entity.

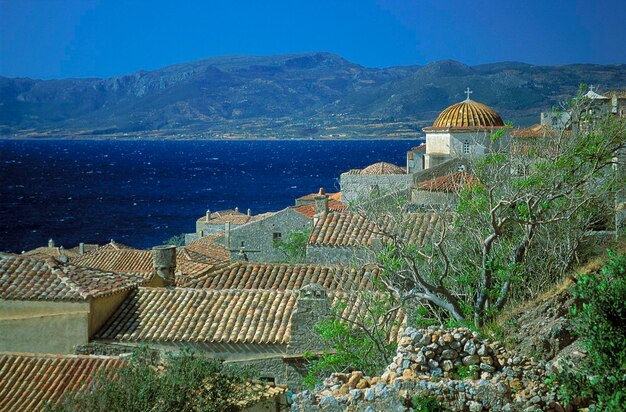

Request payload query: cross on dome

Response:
[589,85,595,92]
[464,87,473,101]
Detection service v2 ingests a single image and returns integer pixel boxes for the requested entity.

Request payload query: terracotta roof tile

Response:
[196,209,272,225]
[0,254,144,301]
[296,192,341,202]
[308,211,443,247]
[71,246,222,279]
[417,172,479,193]
[22,247,79,259]
[96,287,402,346]
[96,288,298,345]
[0,352,127,412]
[178,262,379,291]
[359,162,406,175]
[292,199,348,218]
[182,234,230,265]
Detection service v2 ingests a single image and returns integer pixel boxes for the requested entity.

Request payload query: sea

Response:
[0,139,421,253]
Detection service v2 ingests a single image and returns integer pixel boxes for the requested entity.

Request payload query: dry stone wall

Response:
[292,326,580,412]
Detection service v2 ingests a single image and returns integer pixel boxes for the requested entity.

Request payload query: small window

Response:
[462,140,470,154]
[273,232,282,240]
[240,241,245,247]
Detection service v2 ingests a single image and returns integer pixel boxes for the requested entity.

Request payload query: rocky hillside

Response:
[1,53,626,138]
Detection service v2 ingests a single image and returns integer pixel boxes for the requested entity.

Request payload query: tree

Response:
[54,349,254,412]
[273,229,310,263]
[360,91,626,327]
[303,290,401,388]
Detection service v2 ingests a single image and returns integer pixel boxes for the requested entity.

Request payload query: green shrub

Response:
[558,251,626,411]
[52,349,253,412]
[411,394,443,412]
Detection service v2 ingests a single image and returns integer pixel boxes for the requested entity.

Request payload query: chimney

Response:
[48,238,55,248]
[152,245,177,287]
[235,206,239,213]
[224,222,231,249]
[247,208,251,216]
[314,188,329,216]
[206,209,211,222]
[288,284,331,354]
[79,242,85,255]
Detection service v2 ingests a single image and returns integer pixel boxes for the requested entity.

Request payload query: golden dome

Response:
[432,99,504,128]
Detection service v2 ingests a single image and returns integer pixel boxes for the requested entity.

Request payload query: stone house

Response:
[306,211,444,264]
[93,286,322,388]
[189,208,273,244]
[406,143,426,174]
[340,162,411,204]
[0,253,143,354]
[410,171,479,209]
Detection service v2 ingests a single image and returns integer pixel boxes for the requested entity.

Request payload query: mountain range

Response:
[1,52,625,139]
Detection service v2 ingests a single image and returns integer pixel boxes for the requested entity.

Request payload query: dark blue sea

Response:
[0,139,421,253]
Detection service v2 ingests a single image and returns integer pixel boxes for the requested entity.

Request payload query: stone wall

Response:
[410,190,456,208]
[292,326,575,412]
[340,174,412,204]
[228,208,311,262]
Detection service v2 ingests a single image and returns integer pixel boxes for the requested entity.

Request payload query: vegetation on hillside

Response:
[555,251,626,411]
[306,90,626,385]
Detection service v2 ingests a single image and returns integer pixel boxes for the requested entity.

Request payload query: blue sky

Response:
[1,0,625,79]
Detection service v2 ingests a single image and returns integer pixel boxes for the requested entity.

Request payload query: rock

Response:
[464,339,477,355]
[399,336,412,346]
[416,352,427,364]
[350,389,361,402]
[356,379,370,389]
[428,359,439,369]
[443,333,454,343]
[402,359,411,369]
[402,369,415,379]
[364,388,375,401]
[480,356,493,365]
[442,349,459,359]
[469,401,483,411]
[319,396,339,408]
[424,350,435,359]
[347,371,363,387]
[477,344,489,356]
[480,363,496,372]
[463,355,480,365]
[442,360,454,371]
[418,334,432,346]
[451,340,461,350]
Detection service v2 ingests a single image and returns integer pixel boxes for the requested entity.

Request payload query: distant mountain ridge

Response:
[1,52,625,138]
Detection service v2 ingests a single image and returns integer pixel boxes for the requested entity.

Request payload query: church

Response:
[413,88,510,173]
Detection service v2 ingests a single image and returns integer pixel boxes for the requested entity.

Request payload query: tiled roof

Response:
[182,234,231,265]
[428,99,504,129]
[360,162,406,175]
[606,90,626,99]
[0,254,144,301]
[416,172,479,193]
[292,199,348,218]
[71,247,220,279]
[196,209,271,225]
[296,191,341,202]
[511,124,554,139]
[308,212,443,247]
[96,287,404,346]
[178,262,379,291]
[96,288,298,345]
[0,352,127,412]
[22,246,79,259]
